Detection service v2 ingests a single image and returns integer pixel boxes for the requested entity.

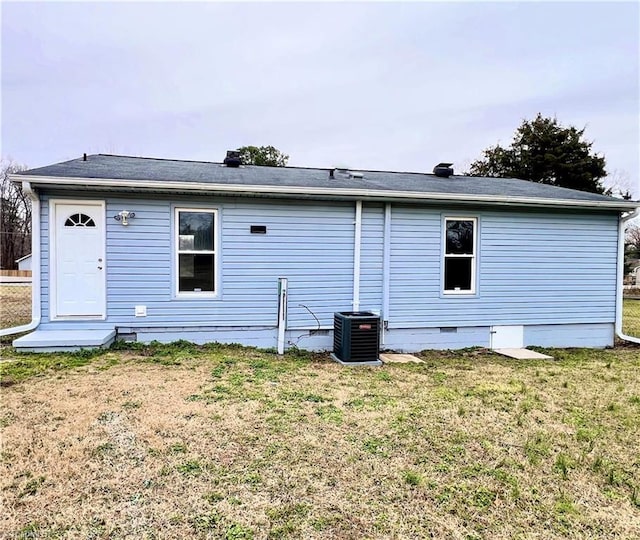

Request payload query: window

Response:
[443,217,477,294]
[175,208,217,295]
[65,213,95,227]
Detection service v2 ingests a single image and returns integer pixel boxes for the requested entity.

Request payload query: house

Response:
[5,153,639,353]
[624,258,640,287]
[16,254,32,272]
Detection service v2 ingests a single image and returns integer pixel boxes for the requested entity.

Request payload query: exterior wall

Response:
[40,193,355,330]
[130,323,614,351]
[359,203,384,314]
[388,206,618,327]
[524,323,614,348]
[37,191,620,350]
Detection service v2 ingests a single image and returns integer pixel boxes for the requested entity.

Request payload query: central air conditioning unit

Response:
[331,311,382,366]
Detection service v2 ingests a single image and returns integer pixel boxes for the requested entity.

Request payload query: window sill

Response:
[442,290,477,297]
[174,292,219,300]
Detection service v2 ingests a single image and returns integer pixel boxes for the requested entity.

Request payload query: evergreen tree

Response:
[468,114,607,194]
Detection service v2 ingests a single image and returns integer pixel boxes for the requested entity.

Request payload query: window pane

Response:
[446,220,474,255]
[445,257,472,291]
[179,254,214,292]
[65,213,96,227]
[179,212,214,251]
[179,234,195,251]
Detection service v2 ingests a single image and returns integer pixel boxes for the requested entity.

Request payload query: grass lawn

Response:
[1,342,639,539]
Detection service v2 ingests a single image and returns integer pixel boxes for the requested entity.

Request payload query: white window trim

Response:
[174,207,218,298]
[442,216,477,295]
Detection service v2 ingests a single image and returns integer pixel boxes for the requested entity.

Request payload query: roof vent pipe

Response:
[433,162,454,178]
[83,153,87,161]
[223,150,242,167]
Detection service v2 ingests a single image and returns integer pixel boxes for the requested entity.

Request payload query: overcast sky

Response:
[2,1,638,194]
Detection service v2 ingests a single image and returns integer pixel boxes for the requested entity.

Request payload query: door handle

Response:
[98,266,103,270]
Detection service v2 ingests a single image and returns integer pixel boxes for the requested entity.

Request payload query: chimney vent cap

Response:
[433,162,454,178]
[224,150,242,167]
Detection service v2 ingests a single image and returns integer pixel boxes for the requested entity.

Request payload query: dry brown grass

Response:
[0,284,31,331]
[1,344,639,539]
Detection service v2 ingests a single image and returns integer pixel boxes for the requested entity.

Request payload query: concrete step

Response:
[493,348,553,360]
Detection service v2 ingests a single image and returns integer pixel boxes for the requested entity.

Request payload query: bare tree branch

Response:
[1,159,30,269]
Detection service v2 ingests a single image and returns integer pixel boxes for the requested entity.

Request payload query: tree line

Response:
[0,161,30,270]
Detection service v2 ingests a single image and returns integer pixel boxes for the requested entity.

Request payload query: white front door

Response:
[52,201,106,318]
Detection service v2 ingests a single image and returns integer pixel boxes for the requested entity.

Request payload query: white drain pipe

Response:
[352,200,362,311]
[0,181,41,337]
[615,207,640,344]
[381,203,391,344]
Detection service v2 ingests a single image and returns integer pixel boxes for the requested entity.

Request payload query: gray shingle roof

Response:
[17,154,638,210]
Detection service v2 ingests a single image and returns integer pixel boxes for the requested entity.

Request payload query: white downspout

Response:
[0,181,41,337]
[381,203,391,344]
[353,200,362,311]
[615,207,640,344]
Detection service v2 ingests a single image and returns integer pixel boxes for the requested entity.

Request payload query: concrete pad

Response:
[379,353,424,364]
[330,353,382,367]
[493,348,553,360]
[13,329,116,352]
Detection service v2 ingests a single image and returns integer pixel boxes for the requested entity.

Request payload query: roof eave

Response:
[12,174,640,212]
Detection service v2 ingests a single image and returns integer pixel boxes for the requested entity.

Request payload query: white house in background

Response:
[16,254,32,271]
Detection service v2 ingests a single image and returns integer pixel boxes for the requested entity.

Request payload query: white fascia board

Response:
[12,174,640,212]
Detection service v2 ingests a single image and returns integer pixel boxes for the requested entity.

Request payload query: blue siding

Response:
[389,206,618,328]
[40,200,50,323]
[37,192,620,349]
[359,203,384,313]
[222,201,354,328]
[40,194,355,330]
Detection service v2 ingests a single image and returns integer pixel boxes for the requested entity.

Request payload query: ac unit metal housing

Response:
[331,311,382,366]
